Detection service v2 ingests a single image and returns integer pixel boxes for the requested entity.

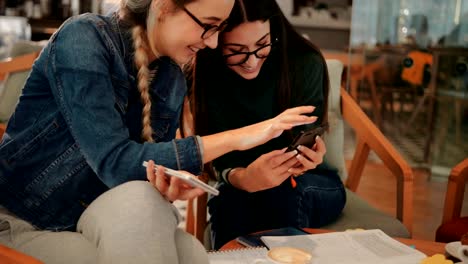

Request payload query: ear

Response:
[150,0,172,16]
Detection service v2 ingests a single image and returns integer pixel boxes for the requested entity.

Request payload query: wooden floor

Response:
[352,160,468,241]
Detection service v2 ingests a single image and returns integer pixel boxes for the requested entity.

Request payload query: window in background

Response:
[0,16,31,59]
[349,0,468,178]
[351,0,468,48]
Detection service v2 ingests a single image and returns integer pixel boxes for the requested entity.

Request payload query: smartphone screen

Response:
[286,123,329,152]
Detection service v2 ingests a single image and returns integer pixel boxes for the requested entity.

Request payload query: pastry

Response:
[267,247,312,264]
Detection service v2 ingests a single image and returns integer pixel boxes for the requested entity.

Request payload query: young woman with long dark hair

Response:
[190,0,347,249]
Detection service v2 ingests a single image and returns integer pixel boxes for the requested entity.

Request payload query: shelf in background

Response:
[287,16,350,30]
[29,18,63,34]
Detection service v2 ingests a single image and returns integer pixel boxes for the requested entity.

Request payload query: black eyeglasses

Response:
[223,38,278,66]
[183,7,228,40]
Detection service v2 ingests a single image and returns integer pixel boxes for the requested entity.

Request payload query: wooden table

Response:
[220,228,447,257]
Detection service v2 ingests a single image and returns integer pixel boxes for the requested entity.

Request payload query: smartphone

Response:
[142,161,219,196]
[235,227,310,248]
[286,123,329,152]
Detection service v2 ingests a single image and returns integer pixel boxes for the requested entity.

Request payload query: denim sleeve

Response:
[45,18,203,188]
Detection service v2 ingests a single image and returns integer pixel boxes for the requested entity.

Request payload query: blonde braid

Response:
[132,25,154,142]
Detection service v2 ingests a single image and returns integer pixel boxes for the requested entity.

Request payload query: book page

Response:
[260,229,426,264]
[208,247,274,264]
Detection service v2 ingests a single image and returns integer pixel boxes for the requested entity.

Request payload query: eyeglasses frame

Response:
[183,7,228,40]
[223,38,279,66]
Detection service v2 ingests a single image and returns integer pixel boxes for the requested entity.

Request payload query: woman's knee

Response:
[78,181,178,232]
[296,174,346,226]
[174,229,209,264]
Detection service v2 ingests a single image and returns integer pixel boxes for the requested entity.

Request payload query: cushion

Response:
[323,59,348,181]
[435,216,468,243]
[0,40,45,122]
[322,189,411,238]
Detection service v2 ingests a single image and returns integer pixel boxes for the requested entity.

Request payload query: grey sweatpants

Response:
[0,181,208,264]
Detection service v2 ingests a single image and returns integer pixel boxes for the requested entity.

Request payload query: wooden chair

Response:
[0,41,42,138]
[0,123,5,138]
[0,245,43,264]
[0,52,39,81]
[185,59,414,248]
[435,158,468,243]
[360,50,423,130]
[0,41,44,264]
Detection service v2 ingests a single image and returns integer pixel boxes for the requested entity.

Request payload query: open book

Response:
[260,229,426,264]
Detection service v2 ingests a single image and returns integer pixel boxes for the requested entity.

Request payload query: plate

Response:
[446,241,462,260]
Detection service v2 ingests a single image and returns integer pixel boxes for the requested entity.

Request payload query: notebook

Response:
[208,247,274,264]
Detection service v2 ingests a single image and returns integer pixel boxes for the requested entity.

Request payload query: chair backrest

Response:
[441,158,468,224]
[322,59,348,181]
[0,40,44,122]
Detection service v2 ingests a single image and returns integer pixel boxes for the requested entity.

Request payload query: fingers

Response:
[146,161,171,200]
[166,176,180,202]
[147,163,208,202]
[166,177,207,201]
[283,105,316,115]
[262,148,290,158]
[288,137,326,175]
[178,187,205,200]
[273,153,301,175]
[272,115,318,128]
[268,149,299,168]
[155,165,170,196]
[146,160,156,183]
[270,106,318,132]
[314,135,327,156]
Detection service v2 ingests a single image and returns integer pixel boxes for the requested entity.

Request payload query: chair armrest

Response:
[341,87,414,235]
[186,173,209,242]
[0,123,6,138]
[0,52,40,81]
[441,158,468,224]
[0,244,43,264]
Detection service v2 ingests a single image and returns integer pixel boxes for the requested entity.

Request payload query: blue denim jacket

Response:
[0,13,203,230]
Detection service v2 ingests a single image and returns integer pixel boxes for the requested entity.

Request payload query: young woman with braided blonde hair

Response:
[0,0,317,263]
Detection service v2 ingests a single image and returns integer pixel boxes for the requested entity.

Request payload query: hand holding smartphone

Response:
[286,123,329,152]
[142,161,219,196]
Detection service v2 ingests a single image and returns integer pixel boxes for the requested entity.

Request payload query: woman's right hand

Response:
[229,148,299,192]
[233,106,317,151]
[145,160,205,202]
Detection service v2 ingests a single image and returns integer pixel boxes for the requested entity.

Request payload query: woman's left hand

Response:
[145,160,205,202]
[287,136,326,176]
